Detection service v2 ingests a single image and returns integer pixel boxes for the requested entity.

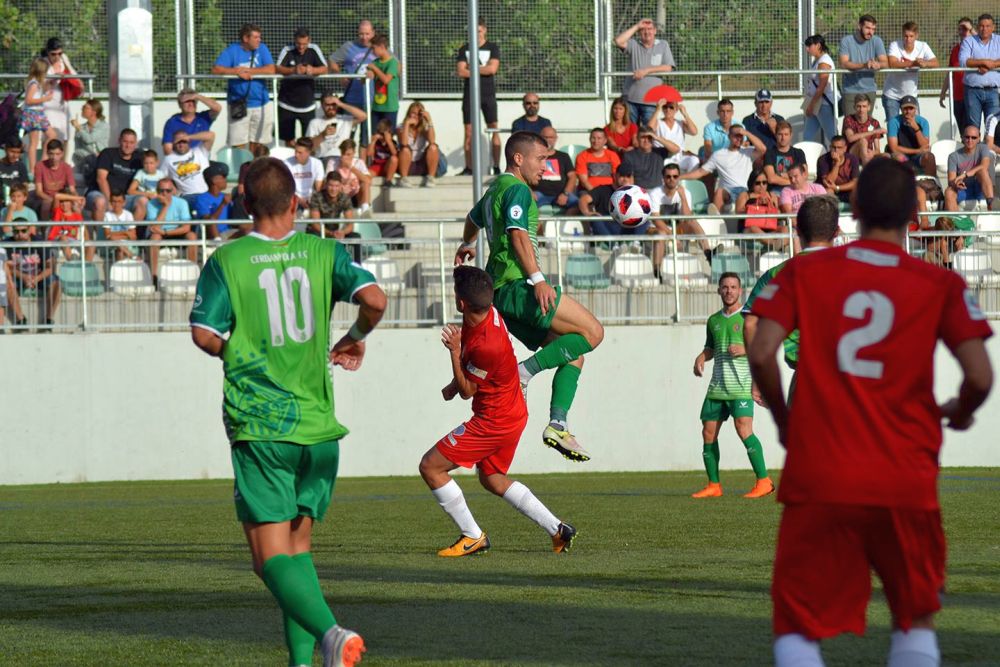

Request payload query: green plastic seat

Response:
[565,254,610,289]
[681,180,710,214]
[559,144,588,163]
[214,147,254,181]
[353,221,388,257]
[710,251,753,286]
[57,260,105,297]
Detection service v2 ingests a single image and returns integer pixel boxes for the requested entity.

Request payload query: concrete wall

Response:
[2,324,997,485]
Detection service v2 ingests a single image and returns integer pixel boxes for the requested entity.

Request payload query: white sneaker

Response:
[321,625,366,667]
[707,203,720,216]
[398,176,414,188]
[423,175,437,188]
[542,425,591,462]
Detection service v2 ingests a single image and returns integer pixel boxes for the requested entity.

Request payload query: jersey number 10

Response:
[258,267,316,346]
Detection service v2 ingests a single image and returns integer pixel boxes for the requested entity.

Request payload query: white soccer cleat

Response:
[321,625,366,667]
[543,425,591,462]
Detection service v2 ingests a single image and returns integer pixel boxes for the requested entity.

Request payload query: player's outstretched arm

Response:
[748,317,790,444]
[330,284,387,371]
[191,326,224,358]
[940,338,993,430]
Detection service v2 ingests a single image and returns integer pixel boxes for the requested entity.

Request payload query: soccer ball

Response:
[609,185,652,228]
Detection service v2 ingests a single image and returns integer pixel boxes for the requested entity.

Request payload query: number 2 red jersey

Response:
[462,306,528,426]
[752,239,992,510]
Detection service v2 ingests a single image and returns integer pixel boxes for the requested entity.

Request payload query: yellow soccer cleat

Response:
[543,425,591,462]
[691,482,723,498]
[437,533,490,557]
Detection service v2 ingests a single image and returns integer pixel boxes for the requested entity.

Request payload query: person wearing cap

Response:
[883,22,938,122]
[162,89,222,155]
[886,95,935,174]
[622,128,668,190]
[837,14,887,117]
[944,125,995,212]
[959,14,1000,132]
[742,90,785,152]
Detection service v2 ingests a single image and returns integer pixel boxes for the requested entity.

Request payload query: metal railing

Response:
[0,73,97,98]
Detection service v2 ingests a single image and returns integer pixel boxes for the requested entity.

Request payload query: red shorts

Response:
[435,415,528,476]
[369,159,387,176]
[772,503,945,640]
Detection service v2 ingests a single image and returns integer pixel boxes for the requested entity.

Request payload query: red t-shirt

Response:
[752,239,992,510]
[575,149,620,188]
[461,306,527,426]
[604,122,638,153]
[34,160,75,199]
[949,43,965,102]
[841,115,881,151]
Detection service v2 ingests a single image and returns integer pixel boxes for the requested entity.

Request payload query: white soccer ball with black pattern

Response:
[609,185,652,228]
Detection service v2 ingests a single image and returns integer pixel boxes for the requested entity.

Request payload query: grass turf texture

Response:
[1,470,998,666]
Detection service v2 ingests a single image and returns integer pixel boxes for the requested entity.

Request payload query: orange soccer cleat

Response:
[437,533,491,557]
[743,477,776,499]
[691,482,723,498]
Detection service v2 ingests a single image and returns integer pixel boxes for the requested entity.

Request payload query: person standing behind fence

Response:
[212,23,276,153]
[803,35,837,145]
[41,38,74,141]
[940,18,975,131]
[613,18,675,128]
[883,22,938,122]
[330,21,378,118]
[838,15,887,118]
[275,28,327,148]
[456,18,502,176]
[959,14,1000,133]
[20,58,57,175]
[366,34,400,139]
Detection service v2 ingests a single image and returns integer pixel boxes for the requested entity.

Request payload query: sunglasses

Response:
[523,101,539,106]
[754,179,768,185]
[13,228,29,234]
[157,188,173,194]
[49,51,63,57]
[963,135,980,140]
[663,174,679,179]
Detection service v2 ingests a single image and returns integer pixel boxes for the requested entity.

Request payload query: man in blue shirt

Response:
[959,13,1000,132]
[212,23,276,153]
[330,21,377,118]
[146,178,196,276]
[837,15,888,116]
[886,96,936,175]
[511,93,552,134]
[702,99,735,161]
[162,89,222,155]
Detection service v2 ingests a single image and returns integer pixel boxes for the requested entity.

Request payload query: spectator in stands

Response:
[803,34,837,145]
[944,126,995,212]
[535,126,579,216]
[128,150,167,210]
[815,135,860,205]
[742,89,784,152]
[984,110,1000,156]
[21,57,57,175]
[308,173,361,260]
[605,97,637,154]
[70,99,108,183]
[103,190,138,261]
[163,131,212,208]
[940,18,975,130]
[7,222,60,328]
[703,99,735,161]
[284,137,325,207]
[3,184,39,239]
[330,20,378,116]
[648,163,713,268]
[511,93,551,134]
[576,127,620,218]
[887,95,935,174]
[883,22,938,121]
[162,89,222,155]
[367,118,399,186]
[367,34,401,144]
[683,125,766,213]
[622,128,666,190]
[326,139,371,215]
[49,198,85,260]
[779,163,826,215]
[0,140,29,200]
[960,14,1000,132]
[397,101,441,188]
[32,139,84,222]
[212,23,276,153]
[763,121,806,191]
[736,167,785,244]
[837,14,887,117]
[842,94,885,164]
[456,18,501,175]
[307,94,368,159]
[649,100,699,171]
[146,177,196,276]
[192,165,232,239]
[614,17,675,126]
[41,38,74,141]
[275,27,328,147]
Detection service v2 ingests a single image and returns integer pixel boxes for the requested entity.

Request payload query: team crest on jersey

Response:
[192,294,203,309]
[733,323,741,332]
[964,289,986,321]
[509,204,523,220]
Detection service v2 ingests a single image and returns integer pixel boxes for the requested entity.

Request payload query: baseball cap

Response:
[616,163,635,177]
[900,95,918,109]
[755,89,773,102]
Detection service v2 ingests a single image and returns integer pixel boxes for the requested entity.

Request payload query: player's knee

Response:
[584,319,604,349]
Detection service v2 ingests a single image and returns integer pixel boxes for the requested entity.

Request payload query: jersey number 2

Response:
[837,291,894,380]
[258,267,315,346]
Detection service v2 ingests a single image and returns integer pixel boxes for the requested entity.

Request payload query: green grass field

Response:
[1,470,998,666]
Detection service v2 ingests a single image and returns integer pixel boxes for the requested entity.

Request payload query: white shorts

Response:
[228,103,274,146]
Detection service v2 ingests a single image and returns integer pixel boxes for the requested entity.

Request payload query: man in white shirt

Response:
[306,94,368,159]
[648,163,713,269]
[681,125,766,213]
[163,131,211,206]
[284,137,325,205]
[883,21,939,122]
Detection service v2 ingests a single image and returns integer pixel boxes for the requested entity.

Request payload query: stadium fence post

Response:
[271,78,280,147]
[671,219,681,322]
[439,221,448,325]
[80,223,88,331]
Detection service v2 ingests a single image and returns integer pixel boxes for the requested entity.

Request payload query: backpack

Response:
[0,93,22,147]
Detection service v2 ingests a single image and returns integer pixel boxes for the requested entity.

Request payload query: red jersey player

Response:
[749,158,993,667]
[418,265,577,557]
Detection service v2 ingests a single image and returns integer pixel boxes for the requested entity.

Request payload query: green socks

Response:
[282,553,322,666]
[524,333,593,375]
[741,434,768,479]
[262,553,336,644]
[702,441,720,483]
[549,364,581,424]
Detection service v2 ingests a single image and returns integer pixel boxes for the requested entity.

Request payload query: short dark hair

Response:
[478,17,487,28]
[4,137,22,150]
[830,134,848,145]
[504,131,547,165]
[717,98,734,110]
[244,157,295,219]
[371,34,389,48]
[978,13,994,24]
[326,171,343,183]
[293,27,310,40]
[9,182,28,196]
[859,14,877,25]
[294,137,313,151]
[796,196,839,243]
[339,138,357,153]
[662,163,681,175]
[239,23,262,40]
[109,190,126,200]
[718,271,741,287]
[854,158,916,231]
[803,34,828,53]
[902,21,918,32]
[454,265,494,313]
[119,128,137,140]
[46,138,63,152]
[143,149,159,160]
[775,120,792,133]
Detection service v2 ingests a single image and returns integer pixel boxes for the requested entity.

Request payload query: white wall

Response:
[2,324,997,485]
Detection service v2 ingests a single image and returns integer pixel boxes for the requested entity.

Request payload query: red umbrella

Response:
[643,84,683,104]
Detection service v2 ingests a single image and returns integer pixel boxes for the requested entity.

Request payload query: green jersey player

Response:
[692,272,774,499]
[190,157,386,667]
[455,132,604,462]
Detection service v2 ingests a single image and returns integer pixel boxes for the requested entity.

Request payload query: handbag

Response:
[59,77,84,101]
[229,49,255,120]
[745,199,779,231]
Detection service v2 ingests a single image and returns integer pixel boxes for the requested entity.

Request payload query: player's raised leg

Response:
[418,444,490,557]
[733,415,774,498]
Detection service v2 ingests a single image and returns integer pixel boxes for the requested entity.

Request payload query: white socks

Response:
[431,479,482,538]
[517,361,534,386]
[774,634,823,667]
[888,629,939,667]
[502,481,560,536]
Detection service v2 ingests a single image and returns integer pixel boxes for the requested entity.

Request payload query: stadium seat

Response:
[215,147,254,180]
[757,251,789,275]
[837,214,859,236]
[611,252,658,289]
[952,248,999,284]
[57,260,104,297]
[559,144,588,163]
[353,222,388,257]
[542,219,586,252]
[793,141,824,176]
[565,253,609,289]
[710,250,753,286]
[680,180,710,214]
[660,252,709,285]
[108,259,154,295]
[158,259,200,295]
[268,146,295,161]
[696,216,727,237]
[930,140,957,179]
[361,256,404,293]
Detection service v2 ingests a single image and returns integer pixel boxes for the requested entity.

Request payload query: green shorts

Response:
[700,397,754,423]
[493,279,562,351]
[231,439,340,523]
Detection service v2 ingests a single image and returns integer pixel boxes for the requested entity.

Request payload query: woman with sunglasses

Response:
[940,18,976,130]
[40,37,75,141]
[736,167,785,248]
